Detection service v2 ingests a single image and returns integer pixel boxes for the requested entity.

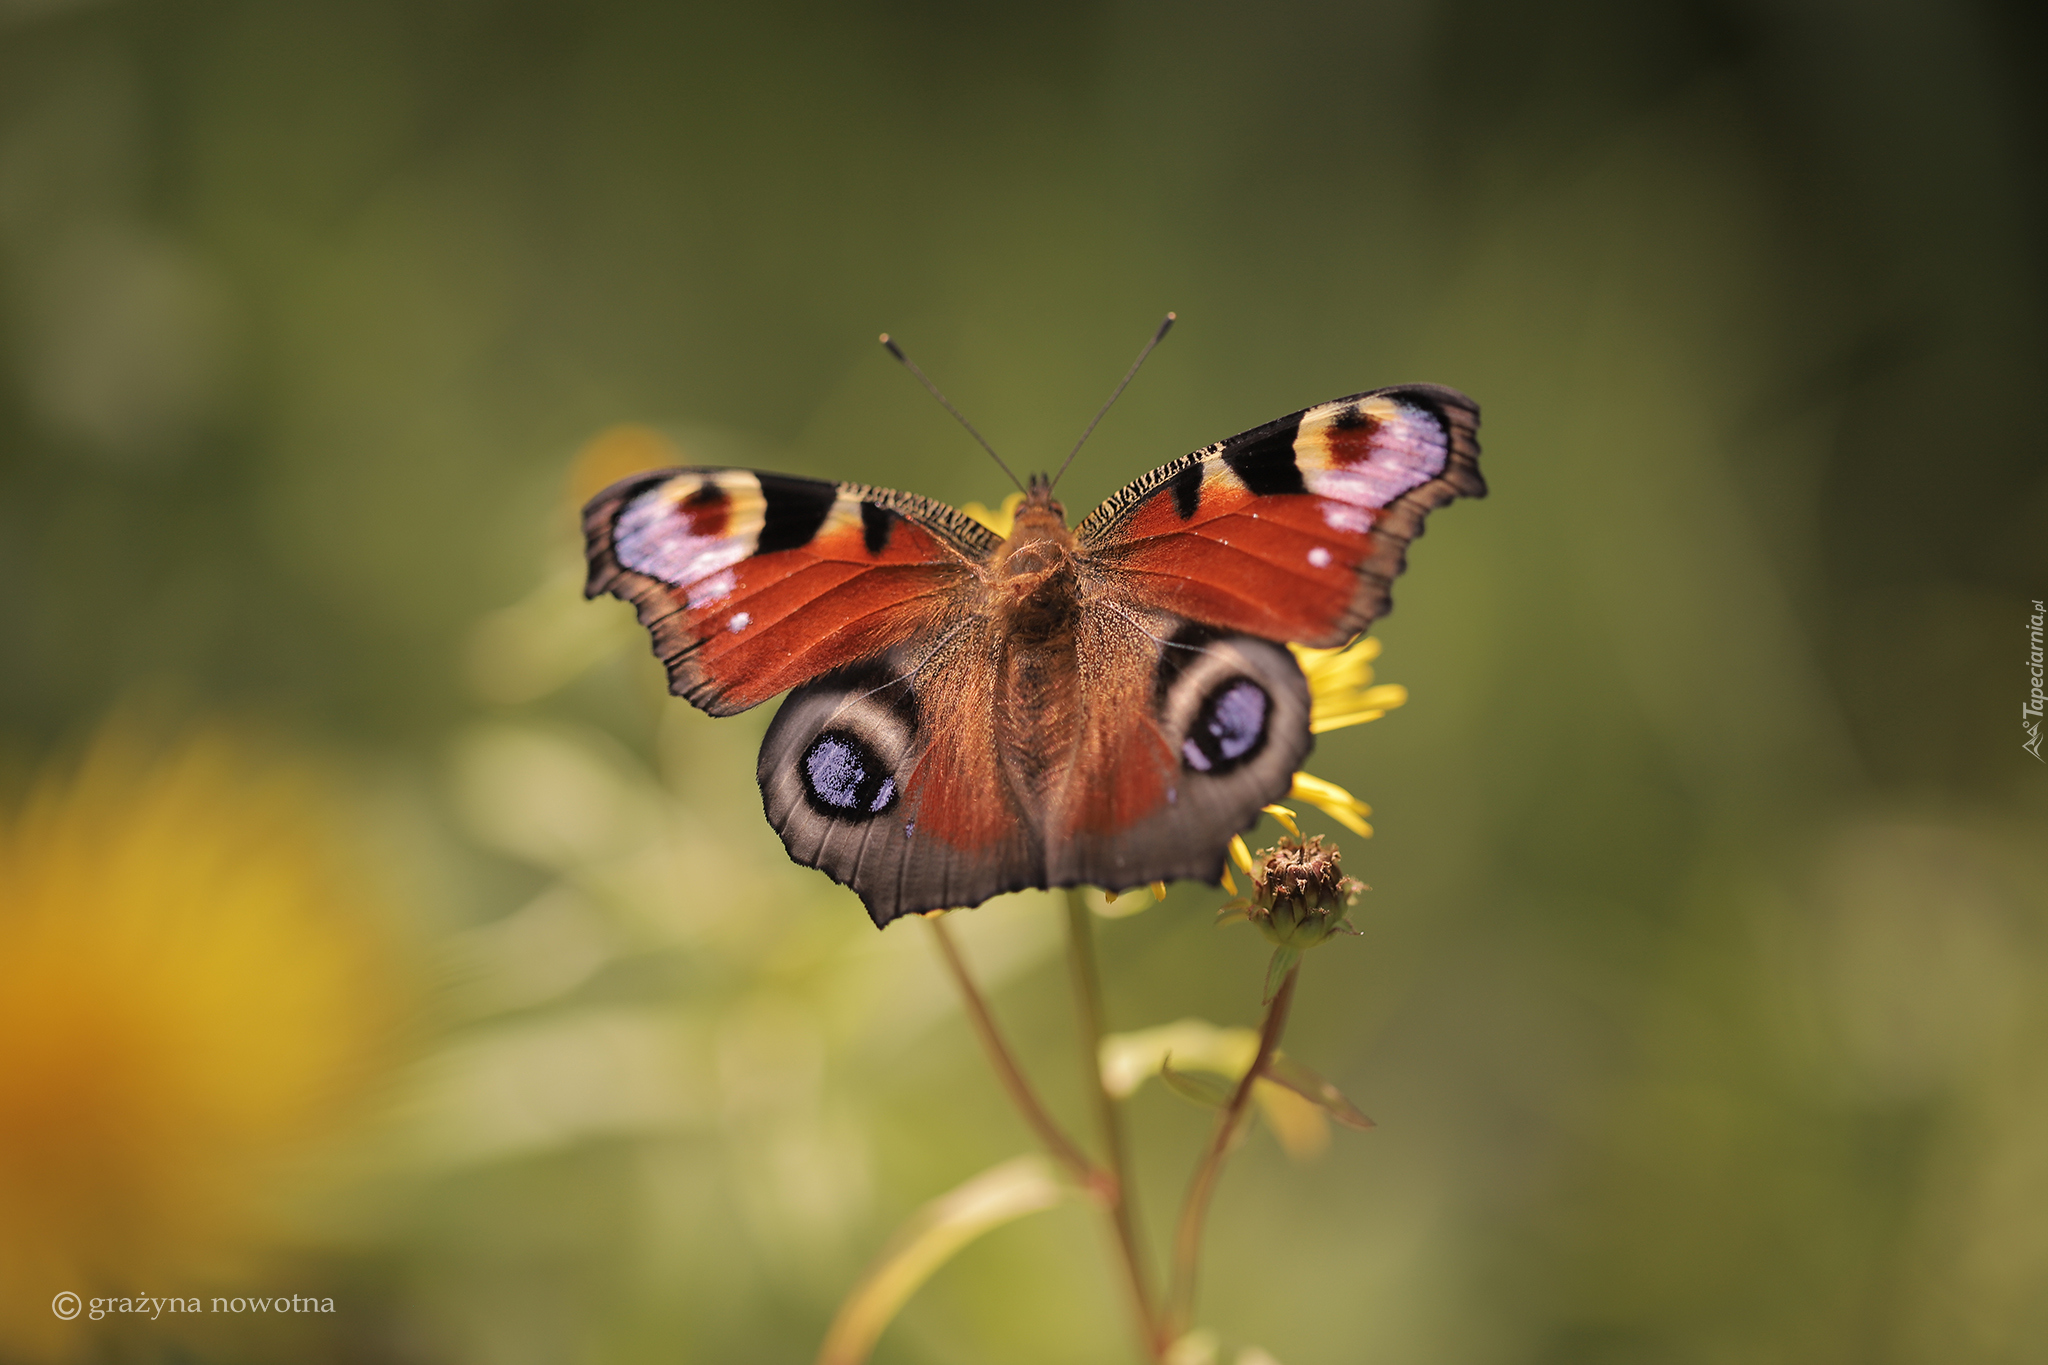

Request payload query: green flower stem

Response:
[926,916,1102,1193]
[1166,956,1302,1338]
[1063,890,1165,1359]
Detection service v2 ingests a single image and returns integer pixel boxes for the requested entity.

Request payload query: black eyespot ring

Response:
[1181,676,1271,774]
[801,730,899,818]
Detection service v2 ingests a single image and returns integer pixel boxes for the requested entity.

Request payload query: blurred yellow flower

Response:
[567,423,686,508]
[963,491,1025,536]
[0,727,402,1361]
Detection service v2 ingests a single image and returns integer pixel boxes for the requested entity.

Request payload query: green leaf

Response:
[1264,945,1301,1003]
[1099,1021,1258,1099]
[1265,1053,1375,1131]
[816,1154,1067,1365]
[1159,1055,1238,1108]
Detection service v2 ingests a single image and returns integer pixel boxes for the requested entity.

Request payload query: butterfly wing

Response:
[1038,621,1313,897]
[1019,384,1482,902]
[757,639,1042,924]
[754,615,1312,926]
[583,468,1000,715]
[1076,384,1483,646]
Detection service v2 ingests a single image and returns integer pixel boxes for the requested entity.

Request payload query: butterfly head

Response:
[993,475,1070,565]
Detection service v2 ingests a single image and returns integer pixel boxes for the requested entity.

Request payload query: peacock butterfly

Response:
[583,350,1482,927]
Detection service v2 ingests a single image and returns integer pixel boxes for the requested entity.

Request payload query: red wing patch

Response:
[583,468,1000,715]
[1077,384,1483,647]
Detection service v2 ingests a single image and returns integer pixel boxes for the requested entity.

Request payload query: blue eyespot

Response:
[1182,677,1270,774]
[802,731,898,817]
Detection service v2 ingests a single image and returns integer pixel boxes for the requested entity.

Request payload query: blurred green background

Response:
[1,0,2043,1362]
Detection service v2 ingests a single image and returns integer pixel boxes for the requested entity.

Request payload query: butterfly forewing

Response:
[1078,384,1483,647]
[583,468,1000,715]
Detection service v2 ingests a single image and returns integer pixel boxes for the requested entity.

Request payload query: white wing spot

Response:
[728,611,752,633]
[1321,503,1373,535]
[687,567,737,609]
[1307,546,1332,568]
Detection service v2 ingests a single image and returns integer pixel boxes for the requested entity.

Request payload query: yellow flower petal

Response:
[1309,709,1386,734]
[1289,771,1374,837]
[1357,683,1408,711]
[1260,804,1302,838]
[1150,881,1167,901]
[1219,866,1238,896]
[1291,637,1405,733]
[1086,887,1149,918]
[1293,634,1380,672]
[962,492,1024,536]
[1229,834,1256,875]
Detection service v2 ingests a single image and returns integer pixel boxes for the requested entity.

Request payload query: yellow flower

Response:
[1272,634,1403,840]
[566,423,686,507]
[1214,638,1398,894]
[0,726,402,1361]
[962,492,1025,537]
[1290,635,1407,734]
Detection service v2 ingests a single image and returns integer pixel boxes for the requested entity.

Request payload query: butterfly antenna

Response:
[878,334,1026,494]
[1050,311,1176,490]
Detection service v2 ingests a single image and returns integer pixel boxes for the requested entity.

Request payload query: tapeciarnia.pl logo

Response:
[2026,598,2044,762]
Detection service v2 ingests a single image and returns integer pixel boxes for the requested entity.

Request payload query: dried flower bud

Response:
[1243,835,1363,949]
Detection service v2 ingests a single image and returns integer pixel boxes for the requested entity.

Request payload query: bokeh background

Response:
[1,0,2043,1361]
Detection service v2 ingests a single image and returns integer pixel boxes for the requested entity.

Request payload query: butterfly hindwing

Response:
[756,611,1309,926]
[1043,624,1311,897]
[758,645,1043,923]
[1078,384,1483,647]
[583,468,1001,715]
